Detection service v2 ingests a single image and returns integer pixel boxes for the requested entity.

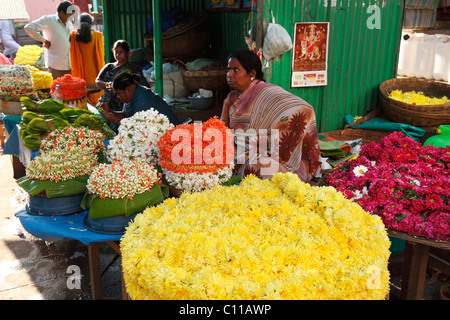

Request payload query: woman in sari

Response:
[70,13,104,105]
[221,50,321,182]
[95,40,149,112]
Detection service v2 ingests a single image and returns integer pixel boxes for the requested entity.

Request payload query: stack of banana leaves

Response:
[19,96,115,150]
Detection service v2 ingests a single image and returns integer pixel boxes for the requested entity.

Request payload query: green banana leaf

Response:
[16,175,89,198]
[81,184,169,220]
[221,175,242,186]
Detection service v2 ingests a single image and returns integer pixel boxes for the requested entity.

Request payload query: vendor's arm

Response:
[98,103,125,126]
[95,64,113,91]
[24,17,50,47]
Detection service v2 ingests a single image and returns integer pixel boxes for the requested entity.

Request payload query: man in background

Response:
[0,19,21,58]
[24,1,75,79]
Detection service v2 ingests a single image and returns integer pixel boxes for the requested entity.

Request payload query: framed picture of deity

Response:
[291,22,329,87]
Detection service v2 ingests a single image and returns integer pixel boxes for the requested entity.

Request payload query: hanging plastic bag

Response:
[262,13,293,60]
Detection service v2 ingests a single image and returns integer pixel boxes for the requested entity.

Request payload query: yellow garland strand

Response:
[121,172,391,300]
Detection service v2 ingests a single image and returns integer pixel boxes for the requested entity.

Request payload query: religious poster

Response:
[291,22,329,87]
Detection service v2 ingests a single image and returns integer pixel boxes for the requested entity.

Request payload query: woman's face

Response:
[113,46,129,64]
[115,86,134,103]
[227,58,255,93]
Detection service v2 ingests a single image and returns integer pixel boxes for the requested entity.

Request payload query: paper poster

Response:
[291,22,329,87]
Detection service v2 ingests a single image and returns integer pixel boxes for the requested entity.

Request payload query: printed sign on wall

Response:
[291,22,329,87]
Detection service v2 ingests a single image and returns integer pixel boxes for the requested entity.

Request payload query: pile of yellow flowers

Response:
[14,45,43,66]
[27,66,52,90]
[389,89,450,105]
[121,173,391,300]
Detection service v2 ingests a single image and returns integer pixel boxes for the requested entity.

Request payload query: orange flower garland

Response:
[157,117,235,191]
[50,74,87,100]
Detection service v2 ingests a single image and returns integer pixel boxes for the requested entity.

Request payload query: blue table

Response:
[16,208,127,300]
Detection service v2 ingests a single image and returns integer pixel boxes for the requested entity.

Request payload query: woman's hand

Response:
[105,81,113,92]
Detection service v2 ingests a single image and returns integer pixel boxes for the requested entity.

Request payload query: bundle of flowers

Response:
[121,172,391,300]
[40,126,106,156]
[106,109,174,166]
[157,117,235,192]
[327,132,450,242]
[389,89,450,105]
[16,127,106,198]
[82,159,169,220]
[13,45,43,66]
[27,65,53,90]
[26,147,98,183]
[0,65,37,99]
[50,74,87,100]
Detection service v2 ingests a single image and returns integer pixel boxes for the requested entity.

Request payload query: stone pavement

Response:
[0,153,122,300]
[0,152,448,300]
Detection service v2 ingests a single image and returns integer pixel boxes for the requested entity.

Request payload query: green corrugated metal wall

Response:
[101,0,251,62]
[263,0,405,131]
[101,0,404,132]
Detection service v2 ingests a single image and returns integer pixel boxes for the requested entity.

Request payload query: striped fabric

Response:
[403,8,437,28]
[405,0,439,9]
[0,0,30,20]
[221,80,321,182]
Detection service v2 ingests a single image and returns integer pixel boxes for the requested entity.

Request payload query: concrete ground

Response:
[0,151,449,300]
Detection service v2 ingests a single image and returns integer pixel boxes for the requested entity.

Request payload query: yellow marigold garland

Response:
[121,172,391,300]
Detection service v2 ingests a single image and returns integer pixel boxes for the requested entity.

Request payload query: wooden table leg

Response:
[88,243,103,300]
[106,241,129,300]
[400,241,430,300]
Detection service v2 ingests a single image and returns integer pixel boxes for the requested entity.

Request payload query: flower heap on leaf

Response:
[157,117,235,192]
[389,90,450,105]
[17,127,105,198]
[327,132,450,242]
[106,109,174,166]
[82,159,168,220]
[50,74,87,100]
[86,159,161,200]
[27,127,105,183]
[121,172,391,300]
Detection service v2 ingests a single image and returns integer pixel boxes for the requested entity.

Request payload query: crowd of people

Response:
[2,1,321,182]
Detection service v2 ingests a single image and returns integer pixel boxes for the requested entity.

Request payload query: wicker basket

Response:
[379,78,450,127]
[182,69,228,93]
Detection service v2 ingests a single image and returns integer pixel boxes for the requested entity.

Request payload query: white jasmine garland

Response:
[163,163,234,192]
[26,147,98,182]
[106,109,174,165]
[86,159,161,199]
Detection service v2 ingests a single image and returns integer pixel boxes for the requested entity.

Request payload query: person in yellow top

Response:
[70,13,104,105]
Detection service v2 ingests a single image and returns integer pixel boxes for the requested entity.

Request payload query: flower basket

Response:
[379,78,450,126]
[16,127,105,215]
[81,159,169,234]
[81,184,169,234]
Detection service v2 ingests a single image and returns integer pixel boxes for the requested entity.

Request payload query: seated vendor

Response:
[98,72,180,131]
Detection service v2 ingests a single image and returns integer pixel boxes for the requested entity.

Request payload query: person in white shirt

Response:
[0,19,21,58]
[24,1,76,79]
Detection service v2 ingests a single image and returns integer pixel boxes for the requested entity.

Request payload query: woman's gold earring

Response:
[251,77,254,81]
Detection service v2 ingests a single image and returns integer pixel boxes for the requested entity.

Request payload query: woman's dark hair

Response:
[75,13,93,43]
[228,50,264,81]
[57,1,74,14]
[112,40,130,53]
[113,72,141,91]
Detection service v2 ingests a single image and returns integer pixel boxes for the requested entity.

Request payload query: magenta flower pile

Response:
[327,132,450,242]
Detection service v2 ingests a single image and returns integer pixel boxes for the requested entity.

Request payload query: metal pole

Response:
[152,0,163,96]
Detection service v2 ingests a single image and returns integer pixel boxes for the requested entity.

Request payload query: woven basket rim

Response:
[379,78,450,111]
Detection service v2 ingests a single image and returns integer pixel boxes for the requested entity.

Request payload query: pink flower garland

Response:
[327,132,450,242]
